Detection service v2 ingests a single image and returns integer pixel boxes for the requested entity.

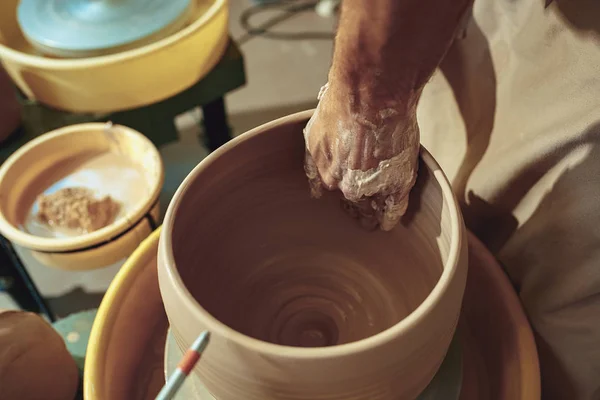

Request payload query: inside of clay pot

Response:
[172,118,450,348]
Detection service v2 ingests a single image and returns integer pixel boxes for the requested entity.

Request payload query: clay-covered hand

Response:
[304,83,420,231]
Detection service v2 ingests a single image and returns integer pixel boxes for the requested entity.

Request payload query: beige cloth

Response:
[417,1,600,398]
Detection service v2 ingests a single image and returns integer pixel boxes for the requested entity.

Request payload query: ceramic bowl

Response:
[0,0,228,113]
[0,123,164,270]
[158,110,468,399]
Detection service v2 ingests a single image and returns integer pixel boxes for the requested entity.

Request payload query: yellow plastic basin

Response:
[0,0,228,113]
[84,229,540,400]
[84,228,166,400]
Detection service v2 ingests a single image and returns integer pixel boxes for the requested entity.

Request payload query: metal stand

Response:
[7,39,246,162]
[0,235,55,321]
[202,97,232,151]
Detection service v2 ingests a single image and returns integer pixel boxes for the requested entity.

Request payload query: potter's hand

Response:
[304,83,420,231]
[303,0,471,230]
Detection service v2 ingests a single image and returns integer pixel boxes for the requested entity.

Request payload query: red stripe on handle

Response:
[178,350,201,375]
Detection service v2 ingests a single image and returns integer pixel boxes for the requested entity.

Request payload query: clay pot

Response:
[0,310,79,400]
[158,110,468,399]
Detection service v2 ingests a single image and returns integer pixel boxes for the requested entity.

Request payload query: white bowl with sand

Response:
[0,123,164,270]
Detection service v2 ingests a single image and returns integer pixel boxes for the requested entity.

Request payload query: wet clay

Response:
[0,310,79,400]
[172,139,443,348]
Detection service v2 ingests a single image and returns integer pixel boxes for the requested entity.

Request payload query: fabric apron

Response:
[417,1,600,398]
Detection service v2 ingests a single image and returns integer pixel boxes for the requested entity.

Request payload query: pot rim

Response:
[0,123,164,252]
[0,0,226,70]
[161,109,463,358]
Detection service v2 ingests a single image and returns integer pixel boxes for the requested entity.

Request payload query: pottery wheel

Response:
[163,329,463,400]
[84,230,540,400]
[17,0,192,57]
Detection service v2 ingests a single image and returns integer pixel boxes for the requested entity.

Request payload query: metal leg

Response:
[0,235,55,321]
[110,108,179,149]
[202,97,232,151]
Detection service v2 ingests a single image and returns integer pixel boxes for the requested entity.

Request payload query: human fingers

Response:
[339,197,379,231]
[304,151,324,198]
[377,191,410,231]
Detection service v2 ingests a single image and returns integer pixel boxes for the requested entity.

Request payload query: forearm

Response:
[329,0,472,112]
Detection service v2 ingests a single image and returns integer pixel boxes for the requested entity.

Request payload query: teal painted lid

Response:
[17,0,192,57]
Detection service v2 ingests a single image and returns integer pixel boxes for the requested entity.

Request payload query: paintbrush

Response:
[155,331,211,400]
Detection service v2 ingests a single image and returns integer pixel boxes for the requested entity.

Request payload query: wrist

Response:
[331,3,420,96]
[326,69,419,119]
[329,32,421,111]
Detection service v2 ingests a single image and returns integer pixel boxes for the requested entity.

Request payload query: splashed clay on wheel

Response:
[158,110,468,400]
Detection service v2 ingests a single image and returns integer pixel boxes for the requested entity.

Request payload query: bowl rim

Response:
[84,227,162,400]
[0,122,164,252]
[161,109,464,358]
[0,0,226,70]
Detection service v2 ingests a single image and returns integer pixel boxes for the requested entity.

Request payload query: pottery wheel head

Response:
[17,0,192,57]
[170,148,445,348]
